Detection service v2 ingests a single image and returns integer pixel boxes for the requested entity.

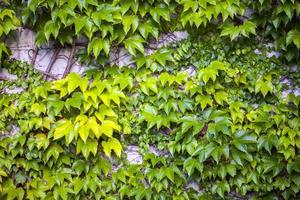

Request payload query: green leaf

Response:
[74,16,87,35]
[65,92,83,110]
[198,61,227,84]
[196,95,213,110]
[286,29,300,49]
[66,73,81,94]
[73,177,85,194]
[46,144,64,161]
[255,78,273,97]
[150,6,170,23]
[124,35,145,55]
[100,120,120,137]
[214,91,228,105]
[113,74,133,90]
[88,38,103,58]
[102,137,122,157]
[138,20,159,39]
[53,119,75,145]
[180,116,204,135]
[178,98,193,113]
[226,164,236,177]
[103,38,110,56]
[78,116,101,142]
[140,77,158,95]
[35,134,49,150]
[220,21,256,40]
[44,21,60,41]
[30,103,46,116]
[122,15,139,34]
[76,138,98,158]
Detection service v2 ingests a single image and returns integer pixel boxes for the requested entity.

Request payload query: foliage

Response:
[1,0,300,199]
[248,0,300,61]
[1,35,300,199]
[0,1,20,63]
[0,0,300,64]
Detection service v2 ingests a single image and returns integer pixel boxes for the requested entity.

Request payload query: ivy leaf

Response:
[122,15,139,34]
[53,185,72,200]
[109,137,122,157]
[196,95,213,110]
[0,42,9,61]
[184,158,199,176]
[138,20,159,39]
[84,88,98,103]
[95,105,117,122]
[76,138,98,159]
[221,21,256,40]
[159,72,173,86]
[79,126,89,143]
[73,177,85,194]
[100,120,120,137]
[53,119,75,145]
[30,103,46,116]
[214,91,228,105]
[65,92,83,110]
[232,130,256,152]
[74,16,87,35]
[103,38,110,56]
[255,78,273,97]
[79,77,89,92]
[198,61,226,84]
[66,73,81,94]
[86,117,101,138]
[88,38,103,58]
[162,167,174,182]
[124,35,145,55]
[141,104,159,128]
[45,144,64,162]
[44,21,60,42]
[226,164,236,177]
[46,95,65,116]
[140,77,158,95]
[286,29,300,49]
[102,137,122,157]
[180,116,204,135]
[113,74,133,90]
[35,134,49,150]
[52,79,68,98]
[78,117,101,143]
[178,98,193,113]
[150,6,170,23]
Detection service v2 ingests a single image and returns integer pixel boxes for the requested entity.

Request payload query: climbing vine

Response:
[1,0,300,199]
[1,34,300,199]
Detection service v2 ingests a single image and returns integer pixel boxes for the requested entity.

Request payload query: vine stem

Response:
[45,47,61,80]
[30,47,39,66]
[62,40,76,78]
[36,69,58,80]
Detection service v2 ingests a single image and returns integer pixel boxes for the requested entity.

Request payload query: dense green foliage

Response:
[1,0,300,199]
[1,0,300,62]
[1,35,300,199]
[0,1,19,62]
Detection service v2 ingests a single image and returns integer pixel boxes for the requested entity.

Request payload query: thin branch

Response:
[36,69,58,80]
[30,47,39,66]
[62,40,76,78]
[45,48,61,80]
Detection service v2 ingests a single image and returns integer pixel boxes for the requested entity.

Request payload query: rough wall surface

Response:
[6,28,84,79]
